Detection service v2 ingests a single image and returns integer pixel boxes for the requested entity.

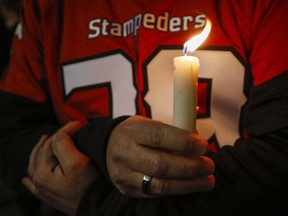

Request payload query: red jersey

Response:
[1,0,287,149]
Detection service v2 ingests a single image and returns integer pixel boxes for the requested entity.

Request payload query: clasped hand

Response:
[22,122,99,216]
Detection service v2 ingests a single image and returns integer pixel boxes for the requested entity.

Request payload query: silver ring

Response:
[142,175,152,195]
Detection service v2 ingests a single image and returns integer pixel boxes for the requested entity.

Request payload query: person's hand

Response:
[107,115,215,198]
[22,121,99,216]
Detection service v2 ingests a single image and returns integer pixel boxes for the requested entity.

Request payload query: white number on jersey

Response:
[62,49,246,147]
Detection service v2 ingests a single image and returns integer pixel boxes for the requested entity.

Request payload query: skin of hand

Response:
[107,115,215,198]
[22,121,99,216]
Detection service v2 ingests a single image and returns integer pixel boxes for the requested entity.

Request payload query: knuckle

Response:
[67,156,90,172]
[79,156,90,168]
[111,145,125,162]
[117,187,127,195]
[117,186,134,196]
[110,169,126,188]
[112,172,125,186]
[111,174,134,196]
[150,155,166,176]
[148,126,164,146]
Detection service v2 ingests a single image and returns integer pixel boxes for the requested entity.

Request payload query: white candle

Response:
[173,56,199,132]
[172,19,211,132]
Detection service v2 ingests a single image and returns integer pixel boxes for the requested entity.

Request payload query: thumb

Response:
[56,121,82,136]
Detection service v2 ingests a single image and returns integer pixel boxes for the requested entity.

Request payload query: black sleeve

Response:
[76,129,288,216]
[0,180,29,216]
[73,115,130,180]
[0,90,62,215]
[243,71,288,135]
[76,73,288,216]
[0,90,59,189]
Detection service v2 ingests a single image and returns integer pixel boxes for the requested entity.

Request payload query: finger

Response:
[117,172,215,198]
[28,135,49,177]
[145,175,215,196]
[129,116,208,156]
[56,121,82,136]
[51,131,89,175]
[36,121,82,172]
[126,146,214,179]
[36,136,59,172]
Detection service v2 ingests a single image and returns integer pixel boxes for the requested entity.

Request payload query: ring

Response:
[142,175,152,195]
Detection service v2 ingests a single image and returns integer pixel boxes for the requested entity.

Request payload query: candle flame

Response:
[183,19,211,55]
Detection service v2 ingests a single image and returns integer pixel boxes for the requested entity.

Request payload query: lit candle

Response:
[173,56,199,132]
[173,19,211,132]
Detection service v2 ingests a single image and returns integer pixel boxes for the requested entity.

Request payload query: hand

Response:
[22,121,99,216]
[107,115,215,198]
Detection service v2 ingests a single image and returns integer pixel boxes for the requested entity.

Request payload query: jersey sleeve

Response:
[247,0,288,86]
[242,0,288,135]
[0,0,47,102]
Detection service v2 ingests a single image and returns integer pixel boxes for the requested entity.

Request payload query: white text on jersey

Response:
[88,12,206,39]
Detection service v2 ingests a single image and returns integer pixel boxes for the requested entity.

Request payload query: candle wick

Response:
[183,45,188,56]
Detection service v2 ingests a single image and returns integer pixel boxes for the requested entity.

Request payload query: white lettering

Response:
[102,19,110,35]
[143,13,155,29]
[182,16,193,30]
[88,12,207,39]
[123,19,134,37]
[88,19,101,39]
[157,12,169,32]
[169,17,181,32]
[194,14,206,28]
[111,23,122,36]
[134,14,142,35]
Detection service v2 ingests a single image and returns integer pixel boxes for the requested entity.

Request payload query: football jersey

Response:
[0,0,287,151]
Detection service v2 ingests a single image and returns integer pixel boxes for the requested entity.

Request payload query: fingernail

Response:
[193,140,207,155]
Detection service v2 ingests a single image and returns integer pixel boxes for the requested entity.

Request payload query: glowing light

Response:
[183,19,212,55]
